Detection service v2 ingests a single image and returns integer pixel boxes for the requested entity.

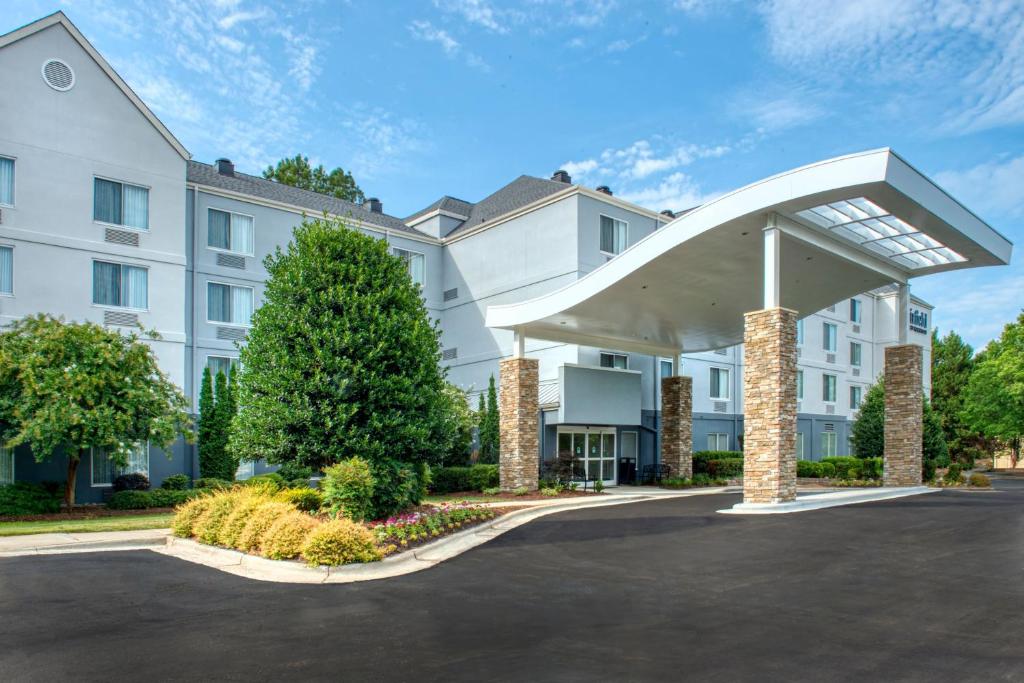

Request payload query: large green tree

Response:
[263,154,364,204]
[962,312,1024,466]
[850,380,948,466]
[228,216,449,494]
[931,329,979,462]
[436,382,475,466]
[0,315,191,508]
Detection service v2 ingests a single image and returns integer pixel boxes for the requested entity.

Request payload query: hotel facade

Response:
[0,13,955,501]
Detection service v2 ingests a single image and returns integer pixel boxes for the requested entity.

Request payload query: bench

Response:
[641,463,672,484]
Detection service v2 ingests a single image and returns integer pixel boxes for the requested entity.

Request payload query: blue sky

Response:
[7,0,1023,348]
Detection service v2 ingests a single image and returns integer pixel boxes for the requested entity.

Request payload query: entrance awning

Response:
[486,149,1012,354]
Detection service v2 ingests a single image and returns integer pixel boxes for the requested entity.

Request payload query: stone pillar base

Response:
[743,308,798,504]
[499,357,540,491]
[661,376,693,479]
[884,344,923,486]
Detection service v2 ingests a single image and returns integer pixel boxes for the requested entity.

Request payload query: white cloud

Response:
[433,0,509,33]
[743,94,825,133]
[338,104,430,179]
[934,155,1024,219]
[564,139,730,183]
[915,267,1024,348]
[127,70,203,123]
[618,172,719,213]
[408,19,490,70]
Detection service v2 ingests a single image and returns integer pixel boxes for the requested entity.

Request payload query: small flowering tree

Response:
[0,315,191,508]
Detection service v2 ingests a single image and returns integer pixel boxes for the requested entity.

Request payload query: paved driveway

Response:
[2,479,1022,682]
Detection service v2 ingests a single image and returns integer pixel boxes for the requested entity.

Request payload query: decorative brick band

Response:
[499,357,540,491]
[742,308,798,504]
[884,344,923,486]
[661,375,693,479]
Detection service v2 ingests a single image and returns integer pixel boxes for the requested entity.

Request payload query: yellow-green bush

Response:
[193,491,249,545]
[301,518,382,566]
[275,487,323,512]
[171,495,213,538]
[261,510,320,560]
[218,494,273,548]
[235,501,295,552]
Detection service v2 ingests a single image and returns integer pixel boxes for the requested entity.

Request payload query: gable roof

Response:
[187,161,430,237]
[0,11,190,160]
[405,196,475,223]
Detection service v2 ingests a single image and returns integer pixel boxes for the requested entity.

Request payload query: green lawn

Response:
[0,513,173,537]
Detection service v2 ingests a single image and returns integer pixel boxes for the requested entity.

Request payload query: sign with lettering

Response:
[909,308,929,334]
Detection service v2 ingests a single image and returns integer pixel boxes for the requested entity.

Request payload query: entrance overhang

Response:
[485,148,1012,353]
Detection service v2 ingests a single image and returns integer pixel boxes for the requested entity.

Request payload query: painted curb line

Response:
[154,488,733,584]
[718,486,938,514]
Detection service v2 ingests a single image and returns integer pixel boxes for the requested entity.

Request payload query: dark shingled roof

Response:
[404,196,474,223]
[187,160,428,237]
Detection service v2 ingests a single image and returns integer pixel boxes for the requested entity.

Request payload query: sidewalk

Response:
[0,528,169,557]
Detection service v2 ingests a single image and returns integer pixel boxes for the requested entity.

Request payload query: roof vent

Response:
[551,170,572,184]
[42,59,75,91]
[660,209,676,219]
[595,185,613,196]
[215,158,235,176]
[365,198,382,213]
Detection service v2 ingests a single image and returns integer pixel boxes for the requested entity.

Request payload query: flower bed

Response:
[369,503,497,555]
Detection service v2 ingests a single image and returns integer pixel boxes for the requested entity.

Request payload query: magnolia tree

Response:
[0,315,191,508]
[228,217,455,515]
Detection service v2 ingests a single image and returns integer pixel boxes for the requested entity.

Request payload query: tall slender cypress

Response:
[197,367,217,478]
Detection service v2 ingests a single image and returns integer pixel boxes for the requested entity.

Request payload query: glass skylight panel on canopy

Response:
[795,197,966,269]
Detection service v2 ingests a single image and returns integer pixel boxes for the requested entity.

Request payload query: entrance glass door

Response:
[557,428,616,485]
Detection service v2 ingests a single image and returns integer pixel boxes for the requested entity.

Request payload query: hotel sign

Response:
[909,308,928,334]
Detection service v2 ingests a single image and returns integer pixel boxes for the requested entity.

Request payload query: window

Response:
[822,322,837,352]
[208,356,240,379]
[710,367,730,400]
[208,282,254,326]
[823,373,837,402]
[94,178,149,230]
[822,431,838,458]
[92,261,148,309]
[707,433,729,450]
[796,319,804,345]
[599,215,627,255]
[0,447,13,485]
[236,460,255,481]
[0,245,11,295]
[393,248,425,287]
[850,386,863,410]
[659,358,674,379]
[796,433,805,460]
[208,209,254,256]
[600,352,628,369]
[850,298,862,323]
[92,444,149,487]
[0,156,14,206]
[797,370,804,400]
[850,341,862,367]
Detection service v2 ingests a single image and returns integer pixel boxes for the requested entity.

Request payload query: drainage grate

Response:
[103,310,138,326]
[105,228,139,247]
[216,253,246,269]
[216,326,247,342]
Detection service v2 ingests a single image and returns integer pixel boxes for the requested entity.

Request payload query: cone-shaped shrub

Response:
[301,518,382,566]
[261,511,319,560]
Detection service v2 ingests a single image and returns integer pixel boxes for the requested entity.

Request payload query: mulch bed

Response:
[0,507,176,523]
[438,490,602,501]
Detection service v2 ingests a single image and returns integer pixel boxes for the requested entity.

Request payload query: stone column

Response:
[660,376,693,479]
[743,308,798,504]
[499,356,539,491]
[884,344,923,486]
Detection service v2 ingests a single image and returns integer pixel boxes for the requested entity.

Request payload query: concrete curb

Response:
[719,486,938,514]
[154,488,733,584]
[0,529,170,557]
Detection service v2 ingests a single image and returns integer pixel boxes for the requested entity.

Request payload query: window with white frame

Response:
[599,215,627,255]
[93,260,148,309]
[0,245,12,295]
[710,367,730,399]
[797,370,804,400]
[850,385,863,410]
[0,156,14,206]
[208,282,254,325]
[822,322,837,352]
[707,433,729,451]
[850,341,862,367]
[91,444,149,487]
[393,248,425,287]
[822,374,837,402]
[208,208,254,256]
[796,319,804,345]
[850,298,862,323]
[600,352,628,369]
[208,355,240,380]
[822,431,838,458]
[795,432,805,460]
[659,358,674,379]
[0,447,13,485]
[94,177,149,230]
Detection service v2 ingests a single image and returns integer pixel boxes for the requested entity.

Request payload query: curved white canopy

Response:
[486,148,1012,355]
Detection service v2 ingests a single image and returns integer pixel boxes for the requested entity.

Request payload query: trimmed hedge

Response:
[0,482,62,516]
[107,488,201,510]
[301,519,381,566]
[693,451,742,475]
[160,474,190,491]
[113,473,150,492]
[429,464,499,494]
[261,510,318,560]
[194,477,232,490]
[706,458,743,478]
[821,456,861,479]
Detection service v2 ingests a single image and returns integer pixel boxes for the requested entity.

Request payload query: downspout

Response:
[189,183,199,480]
